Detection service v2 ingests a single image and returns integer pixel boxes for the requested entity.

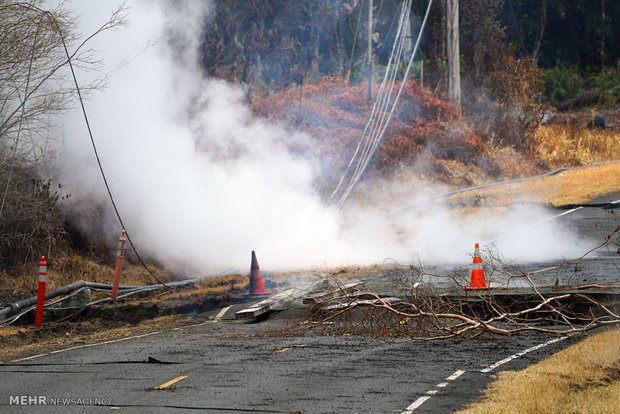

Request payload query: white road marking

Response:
[8,306,234,363]
[402,396,431,413]
[397,197,615,412]
[214,305,231,321]
[446,369,465,381]
[480,336,567,373]
[11,331,163,362]
[401,337,569,412]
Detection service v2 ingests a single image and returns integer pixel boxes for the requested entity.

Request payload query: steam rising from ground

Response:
[54,0,585,275]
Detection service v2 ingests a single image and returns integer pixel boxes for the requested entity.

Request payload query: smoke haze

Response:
[53,0,587,275]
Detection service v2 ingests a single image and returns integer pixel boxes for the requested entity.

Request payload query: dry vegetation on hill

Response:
[253,76,620,196]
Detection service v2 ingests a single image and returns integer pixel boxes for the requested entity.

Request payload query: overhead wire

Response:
[346,3,411,186]
[382,159,620,220]
[44,11,171,290]
[327,0,433,209]
[327,0,415,206]
[377,4,399,59]
[327,0,411,206]
[336,0,433,209]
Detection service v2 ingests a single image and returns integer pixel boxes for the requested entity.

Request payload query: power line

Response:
[327,0,412,205]
[327,0,433,209]
[44,11,171,290]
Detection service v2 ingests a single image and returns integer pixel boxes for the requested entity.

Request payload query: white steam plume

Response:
[53,0,587,276]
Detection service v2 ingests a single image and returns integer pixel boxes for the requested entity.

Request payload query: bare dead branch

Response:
[289,228,620,340]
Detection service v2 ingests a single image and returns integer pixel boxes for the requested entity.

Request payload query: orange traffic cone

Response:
[249,251,270,295]
[465,243,492,290]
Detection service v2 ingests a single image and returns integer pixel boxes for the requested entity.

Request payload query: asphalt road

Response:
[0,310,580,413]
[0,193,618,413]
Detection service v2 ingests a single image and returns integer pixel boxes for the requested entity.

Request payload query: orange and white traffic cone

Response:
[249,251,270,295]
[465,243,492,290]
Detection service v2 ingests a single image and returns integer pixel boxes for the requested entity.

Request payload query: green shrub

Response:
[543,64,585,106]
[589,59,620,105]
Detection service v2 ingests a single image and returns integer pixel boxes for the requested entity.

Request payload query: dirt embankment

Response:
[0,272,256,361]
[0,267,306,362]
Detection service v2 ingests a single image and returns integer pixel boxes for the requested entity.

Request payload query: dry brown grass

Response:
[487,146,545,179]
[458,327,620,414]
[156,273,249,300]
[534,123,620,168]
[0,326,28,336]
[0,254,173,297]
[422,121,619,200]
[449,161,620,209]
[435,159,490,186]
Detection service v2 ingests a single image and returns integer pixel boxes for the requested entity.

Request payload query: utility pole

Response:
[601,0,606,68]
[446,0,461,110]
[367,0,373,103]
[532,0,547,65]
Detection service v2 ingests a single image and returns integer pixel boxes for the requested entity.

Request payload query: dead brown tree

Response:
[0,1,127,267]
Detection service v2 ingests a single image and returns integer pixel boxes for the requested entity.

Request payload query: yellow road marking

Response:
[528,266,558,275]
[154,375,188,390]
[273,344,307,352]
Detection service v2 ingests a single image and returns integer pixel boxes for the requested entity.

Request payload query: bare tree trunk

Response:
[241,54,256,103]
[404,12,412,60]
[420,59,424,86]
[310,25,320,83]
[532,0,547,65]
[446,0,460,109]
[473,41,483,83]
[601,0,606,68]
[334,0,345,77]
[367,0,373,103]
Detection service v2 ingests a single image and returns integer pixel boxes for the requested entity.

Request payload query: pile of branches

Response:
[295,233,620,340]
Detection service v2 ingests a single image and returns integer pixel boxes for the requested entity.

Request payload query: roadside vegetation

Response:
[535,121,620,167]
[448,162,620,209]
[0,2,618,410]
[459,327,620,414]
[1,1,619,296]
[0,1,127,293]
